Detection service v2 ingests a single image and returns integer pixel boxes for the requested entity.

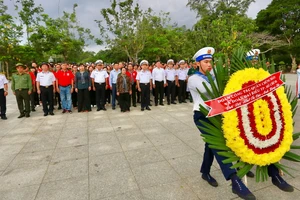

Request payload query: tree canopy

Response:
[0,0,299,75]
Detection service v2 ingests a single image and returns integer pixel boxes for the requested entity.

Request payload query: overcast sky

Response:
[4,0,272,52]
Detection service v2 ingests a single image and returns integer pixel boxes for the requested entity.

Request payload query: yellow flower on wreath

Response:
[222,68,293,166]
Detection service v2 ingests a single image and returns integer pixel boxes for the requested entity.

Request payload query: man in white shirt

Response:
[36,62,56,116]
[136,60,152,111]
[165,59,177,105]
[176,60,188,103]
[152,60,166,106]
[0,73,8,120]
[90,60,109,111]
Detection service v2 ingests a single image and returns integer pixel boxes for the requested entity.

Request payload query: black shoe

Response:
[179,101,182,104]
[133,104,136,107]
[112,107,115,110]
[202,173,218,187]
[44,113,48,116]
[25,114,30,118]
[246,171,255,178]
[18,114,25,118]
[1,115,7,120]
[231,175,256,200]
[146,107,151,111]
[62,109,67,113]
[167,102,170,105]
[49,112,54,116]
[155,103,158,106]
[31,108,36,112]
[97,108,101,111]
[102,108,107,111]
[183,101,187,103]
[171,102,177,104]
[68,110,72,114]
[272,175,294,192]
[141,108,144,111]
[149,104,152,106]
[160,103,164,106]
[58,106,62,110]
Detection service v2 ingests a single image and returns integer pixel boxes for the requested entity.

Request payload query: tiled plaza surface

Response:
[0,74,300,200]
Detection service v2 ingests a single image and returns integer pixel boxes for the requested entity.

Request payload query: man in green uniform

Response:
[187,62,198,102]
[11,63,32,118]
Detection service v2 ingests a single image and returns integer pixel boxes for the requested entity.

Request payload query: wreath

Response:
[197,48,300,182]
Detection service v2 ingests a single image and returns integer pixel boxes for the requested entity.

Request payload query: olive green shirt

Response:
[188,67,198,76]
[11,73,32,92]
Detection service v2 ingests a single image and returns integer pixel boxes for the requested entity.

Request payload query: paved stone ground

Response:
[0,74,300,200]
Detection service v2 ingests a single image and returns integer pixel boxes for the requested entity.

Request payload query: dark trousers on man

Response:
[72,91,77,108]
[15,89,30,115]
[40,85,54,114]
[0,89,6,117]
[178,80,186,103]
[140,83,150,108]
[54,92,62,109]
[119,92,130,112]
[90,86,96,107]
[30,91,36,111]
[154,81,164,105]
[194,111,236,180]
[166,80,176,104]
[77,88,91,112]
[95,83,106,109]
[129,82,137,106]
[105,88,111,104]
[194,111,281,180]
[112,83,117,108]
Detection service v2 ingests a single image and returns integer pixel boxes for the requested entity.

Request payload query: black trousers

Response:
[77,88,91,112]
[90,86,96,106]
[54,92,61,108]
[40,85,54,114]
[105,89,111,104]
[129,82,137,106]
[95,83,106,109]
[30,91,35,110]
[154,81,164,105]
[119,92,130,111]
[72,90,77,108]
[140,83,150,108]
[0,89,6,116]
[178,80,186,103]
[166,80,176,103]
[15,89,30,115]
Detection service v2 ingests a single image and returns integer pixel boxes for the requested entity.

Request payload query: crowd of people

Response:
[0,47,297,200]
[0,59,198,119]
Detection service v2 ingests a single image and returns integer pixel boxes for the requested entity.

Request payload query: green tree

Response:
[256,0,300,71]
[29,4,94,62]
[97,0,161,63]
[15,0,44,44]
[187,0,256,56]
[187,0,255,18]
[0,0,22,76]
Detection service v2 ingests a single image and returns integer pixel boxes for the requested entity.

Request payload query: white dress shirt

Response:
[90,69,108,83]
[0,74,8,89]
[188,71,216,111]
[136,70,152,84]
[36,71,56,86]
[176,68,188,81]
[152,67,166,84]
[165,68,177,81]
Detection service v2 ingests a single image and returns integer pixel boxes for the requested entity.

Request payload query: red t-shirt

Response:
[29,72,36,86]
[55,70,74,86]
[126,70,137,83]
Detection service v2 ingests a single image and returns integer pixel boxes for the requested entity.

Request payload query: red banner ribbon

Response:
[205,71,284,117]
